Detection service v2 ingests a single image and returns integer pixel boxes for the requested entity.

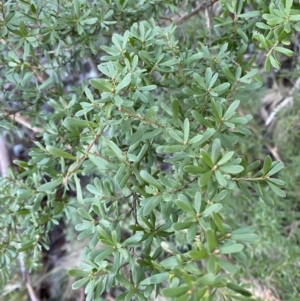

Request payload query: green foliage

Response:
[0,0,298,300]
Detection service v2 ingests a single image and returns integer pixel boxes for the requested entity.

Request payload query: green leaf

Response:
[122,233,143,247]
[169,130,183,144]
[102,136,125,162]
[115,163,128,186]
[128,128,147,145]
[205,68,212,86]
[46,145,76,160]
[73,0,80,17]
[215,170,227,187]
[68,269,90,277]
[215,257,237,273]
[18,240,36,252]
[139,85,157,91]
[198,273,216,286]
[37,178,62,192]
[183,165,206,174]
[187,223,197,242]
[88,153,110,170]
[222,66,235,81]
[289,14,300,21]
[80,18,98,25]
[183,118,190,142]
[267,178,285,186]
[263,155,272,175]
[94,248,114,264]
[173,222,193,230]
[200,150,213,168]
[172,222,193,231]
[217,151,234,165]
[200,128,216,144]
[19,20,27,37]
[267,162,284,176]
[230,233,259,242]
[237,28,248,43]
[267,181,286,197]
[116,73,131,92]
[256,22,270,30]
[212,212,225,234]
[72,277,89,290]
[239,10,261,18]
[231,226,255,235]
[189,134,204,144]
[139,272,169,285]
[208,72,218,89]
[143,196,162,216]
[90,78,112,92]
[211,190,228,202]
[219,243,244,254]
[140,170,164,191]
[172,98,179,126]
[200,171,212,187]
[212,82,230,93]
[64,117,97,128]
[74,174,83,204]
[224,100,240,120]
[203,203,222,218]
[265,56,271,72]
[77,208,93,220]
[246,160,261,173]
[194,191,202,213]
[219,165,243,174]
[227,283,252,297]
[211,139,221,164]
[161,241,181,255]
[124,289,135,301]
[162,286,189,298]
[175,198,195,215]
[188,248,209,259]
[274,46,293,56]
[144,106,159,119]
[269,54,280,69]
[206,228,217,252]
[110,252,123,276]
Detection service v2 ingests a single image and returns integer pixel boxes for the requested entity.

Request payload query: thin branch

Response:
[20,253,41,301]
[284,220,300,239]
[118,107,165,129]
[0,135,39,299]
[232,176,268,181]
[0,135,10,177]
[174,0,218,25]
[63,130,102,185]
[13,112,44,133]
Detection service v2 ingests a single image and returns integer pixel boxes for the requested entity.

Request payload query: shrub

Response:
[1,0,298,300]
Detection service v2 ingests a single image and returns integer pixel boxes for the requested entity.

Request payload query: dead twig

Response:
[3,109,44,133]
[18,212,41,301]
[0,135,10,177]
[174,0,218,25]
[0,132,41,300]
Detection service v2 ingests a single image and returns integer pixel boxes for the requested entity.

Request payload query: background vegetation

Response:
[0,1,299,301]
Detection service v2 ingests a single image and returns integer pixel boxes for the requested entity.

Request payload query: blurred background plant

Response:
[0,0,299,301]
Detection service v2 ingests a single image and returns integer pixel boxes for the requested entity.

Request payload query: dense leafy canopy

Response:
[1,0,298,300]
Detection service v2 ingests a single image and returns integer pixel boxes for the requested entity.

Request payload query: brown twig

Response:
[20,253,40,301]
[174,0,218,25]
[13,112,44,133]
[0,135,10,177]
[0,134,41,300]
[284,220,300,239]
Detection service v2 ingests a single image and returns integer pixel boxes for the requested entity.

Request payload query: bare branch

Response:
[0,135,10,177]
[174,0,218,25]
